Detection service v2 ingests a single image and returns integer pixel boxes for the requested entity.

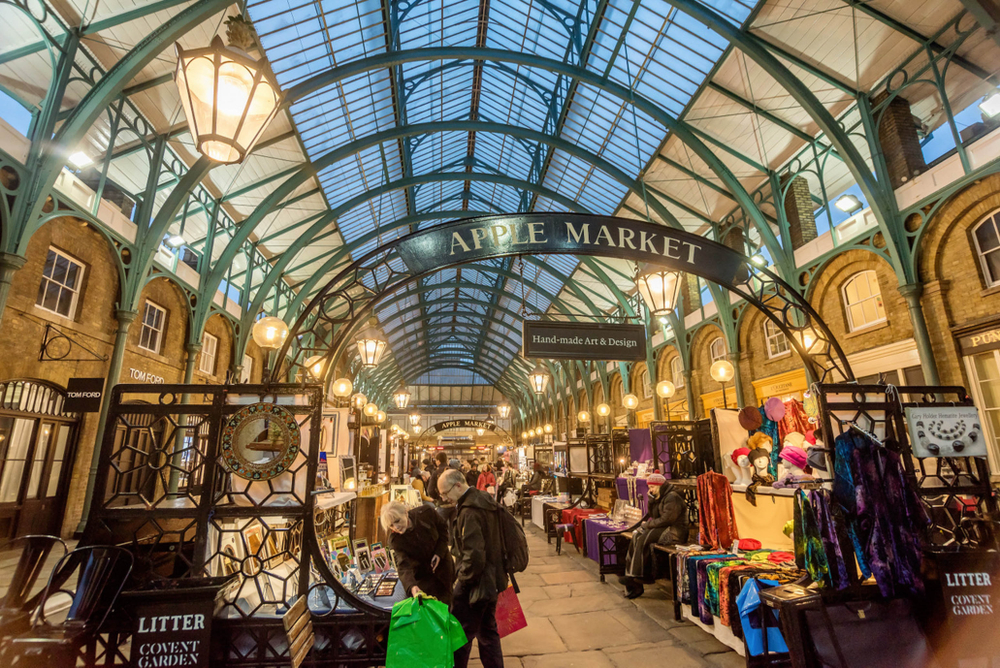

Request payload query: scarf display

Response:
[831,430,930,597]
[777,399,811,441]
[793,488,831,587]
[697,471,739,549]
[757,406,781,478]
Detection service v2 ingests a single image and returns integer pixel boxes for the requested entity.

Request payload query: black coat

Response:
[645,484,689,543]
[427,463,447,501]
[388,505,455,604]
[451,487,508,605]
[465,469,479,487]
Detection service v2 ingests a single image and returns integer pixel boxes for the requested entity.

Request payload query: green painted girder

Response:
[956,0,1000,48]
[10,0,231,256]
[283,47,783,271]
[665,0,909,281]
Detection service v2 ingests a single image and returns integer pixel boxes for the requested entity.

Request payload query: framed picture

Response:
[353,538,373,573]
[371,546,389,574]
[391,485,410,505]
[905,406,986,458]
[339,455,357,491]
[332,537,353,572]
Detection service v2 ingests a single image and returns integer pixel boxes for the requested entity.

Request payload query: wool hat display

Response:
[764,396,786,421]
[731,447,751,464]
[748,447,770,464]
[807,448,829,471]
[738,538,762,551]
[738,405,763,431]
[783,431,806,449]
[779,445,809,471]
[747,432,771,451]
[647,472,667,485]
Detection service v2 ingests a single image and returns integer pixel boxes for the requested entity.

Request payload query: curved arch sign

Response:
[424,418,504,436]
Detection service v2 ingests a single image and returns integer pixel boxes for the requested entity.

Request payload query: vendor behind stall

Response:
[619,472,688,599]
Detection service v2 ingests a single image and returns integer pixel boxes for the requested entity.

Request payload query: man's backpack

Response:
[496,506,529,586]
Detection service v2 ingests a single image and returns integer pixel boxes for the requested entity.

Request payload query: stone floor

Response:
[469,525,743,668]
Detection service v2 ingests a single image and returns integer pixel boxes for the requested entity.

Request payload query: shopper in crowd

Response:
[465,461,480,487]
[423,458,434,474]
[525,462,544,492]
[618,471,688,599]
[380,501,455,604]
[449,458,461,470]
[411,469,434,505]
[477,463,496,493]
[427,452,449,502]
[437,469,506,668]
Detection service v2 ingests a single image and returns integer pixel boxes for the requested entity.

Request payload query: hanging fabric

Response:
[697,471,739,549]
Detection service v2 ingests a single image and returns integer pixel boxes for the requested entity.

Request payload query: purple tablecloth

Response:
[584,516,630,565]
[615,477,649,514]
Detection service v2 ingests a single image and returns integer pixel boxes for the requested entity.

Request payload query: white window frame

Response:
[709,337,726,363]
[199,332,219,375]
[240,354,253,383]
[138,301,167,354]
[639,369,651,399]
[972,211,1000,288]
[842,270,886,332]
[764,320,791,359]
[35,247,85,319]
[670,356,685,388]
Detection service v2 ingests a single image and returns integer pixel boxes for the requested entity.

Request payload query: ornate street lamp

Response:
[376,410,386,423]
[174,15,283,164]
[710,360,735,409]
[623,393,639,410]
[332,378,353,398]
[477,427,485,436]
[393,384,411,409]
[635,266,683,318]
[657,380,676,421]
[355,318,388,369]
[251,316,288,350]
[528,363,550,395]
[596,403,611,418]
[352,393,367,409]
[497,401,511,419]
[578,410,591,423]
[363,402,378,417]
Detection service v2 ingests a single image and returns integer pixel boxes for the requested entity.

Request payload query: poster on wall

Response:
[904,406,985,458]
[133,599,213,668]
[931,552,1000,662]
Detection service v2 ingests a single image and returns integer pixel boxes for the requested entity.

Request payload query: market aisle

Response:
[468,526,741,668]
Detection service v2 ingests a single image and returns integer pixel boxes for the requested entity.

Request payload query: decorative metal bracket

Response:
[39,323,109,362]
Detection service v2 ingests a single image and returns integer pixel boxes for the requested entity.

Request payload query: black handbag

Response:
[804,598,938,668]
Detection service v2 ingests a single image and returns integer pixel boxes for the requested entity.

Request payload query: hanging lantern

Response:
[578,410,591,423]
[528,363,550,395]
[393,384,411,409]
[409,413,421,426]
[352,393,367,409]
[476,428,485,436]
[656,380,676,399]
[596,403,611,417]
[332,378,353,398]
[304,355,324,378]
[251,316,288,350]
[355,318,388,369]
[635,265,683,318]
[497,402,511,419]
[174,16,283,164]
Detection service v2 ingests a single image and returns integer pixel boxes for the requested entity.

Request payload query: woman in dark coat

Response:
[619,471,689,599]
[380,501,455,604]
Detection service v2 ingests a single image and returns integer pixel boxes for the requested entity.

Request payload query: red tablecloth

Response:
[560,508,603,547]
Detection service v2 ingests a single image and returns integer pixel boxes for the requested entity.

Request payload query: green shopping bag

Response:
[387,596,468,668]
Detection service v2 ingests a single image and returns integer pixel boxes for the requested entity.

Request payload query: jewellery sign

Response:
[523,321,646,361]
[132,599,212,667]
[394,213,750,288]
[904,406,985,458]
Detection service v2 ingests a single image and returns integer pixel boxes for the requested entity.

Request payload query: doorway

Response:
[0,380,79,540]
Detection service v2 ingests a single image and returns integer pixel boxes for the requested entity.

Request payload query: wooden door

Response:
[18,422,74,536]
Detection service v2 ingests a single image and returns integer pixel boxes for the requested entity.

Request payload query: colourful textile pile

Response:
[697,471,739,549]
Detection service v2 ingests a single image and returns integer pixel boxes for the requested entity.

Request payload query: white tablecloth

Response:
[531,495,561,529]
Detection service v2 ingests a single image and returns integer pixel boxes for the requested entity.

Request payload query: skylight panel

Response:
[402,64,475,124]
[485,0,573,61]
[411,131,470,175]
[475,67,550,132]
[473,132,534,182]
[398,0,480,49]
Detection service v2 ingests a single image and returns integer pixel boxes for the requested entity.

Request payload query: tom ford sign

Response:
[395,213,749,288]
[523,321,646,361]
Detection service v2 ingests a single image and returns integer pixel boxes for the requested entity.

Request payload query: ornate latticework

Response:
[816,383,998,549]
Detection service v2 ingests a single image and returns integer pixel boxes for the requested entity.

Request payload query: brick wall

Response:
[871,92,926,189]
[689,324,724,419]
[783,175,818,250]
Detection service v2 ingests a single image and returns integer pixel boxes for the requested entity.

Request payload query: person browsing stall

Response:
[618,471,688,599]
[380,501,456,604]
[427,452,449,502]
[437,469,507,668]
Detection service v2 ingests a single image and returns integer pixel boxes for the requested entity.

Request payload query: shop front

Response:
[956,320,1000,473]
[0,379,78,540]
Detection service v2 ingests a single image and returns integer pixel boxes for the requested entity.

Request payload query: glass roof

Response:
[246,0,758,386]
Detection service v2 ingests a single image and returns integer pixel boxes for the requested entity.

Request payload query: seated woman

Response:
[380,501,455,604]
[618,471,688,599]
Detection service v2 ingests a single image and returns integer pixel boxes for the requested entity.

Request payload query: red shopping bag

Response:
[495,586,527,638]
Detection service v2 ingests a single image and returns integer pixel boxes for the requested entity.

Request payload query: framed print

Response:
[339,455,357,491]
[332,537,353,571]
[391,485,409,504]
[353,538,372,573]
[905,406,986,458]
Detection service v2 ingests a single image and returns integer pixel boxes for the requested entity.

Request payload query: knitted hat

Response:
[783,431,806,449]
[807,447,829,472]
[731,447,751,465]
[748,447,770,464]
[738,406,763,431]
[764,396,786,421]
[647,472,667,485]
[779,445,809,471]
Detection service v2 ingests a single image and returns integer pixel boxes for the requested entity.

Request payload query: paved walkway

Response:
[470,525,742,668]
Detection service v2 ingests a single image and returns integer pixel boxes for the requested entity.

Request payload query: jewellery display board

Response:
[80,383,391,667]
[650,419,715,480]
[816,383,997,548]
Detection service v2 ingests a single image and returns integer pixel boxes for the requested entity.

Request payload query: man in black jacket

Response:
[426,452,449,502]
[438,469,507,668]
[619,471,688,599]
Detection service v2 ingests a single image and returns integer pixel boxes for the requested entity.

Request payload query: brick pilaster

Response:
[782,175,818,249]
[872,91,926,189]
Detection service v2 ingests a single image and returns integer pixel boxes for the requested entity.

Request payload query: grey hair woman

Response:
[378,500,455,603]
